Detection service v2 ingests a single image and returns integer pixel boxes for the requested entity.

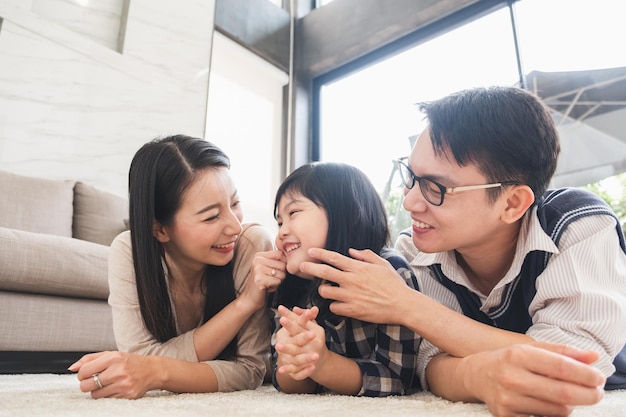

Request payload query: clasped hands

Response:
[274,305,328,381]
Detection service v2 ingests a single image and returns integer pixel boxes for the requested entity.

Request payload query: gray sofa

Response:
[0,170,127,372]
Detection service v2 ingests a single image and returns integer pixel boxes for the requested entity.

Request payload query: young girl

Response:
[70,135,275,398]
[255,161,421,397]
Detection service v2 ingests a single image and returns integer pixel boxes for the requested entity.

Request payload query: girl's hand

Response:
[275,305,327,380]
[239,250,287,313]
[69,351,159,399]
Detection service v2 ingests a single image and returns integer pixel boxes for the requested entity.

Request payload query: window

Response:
[205,32,288,231]
[514,0,626,192]
[317,5,519,239]
[317,0,626,238]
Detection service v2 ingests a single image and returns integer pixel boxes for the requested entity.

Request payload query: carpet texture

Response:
[1,374,624,417]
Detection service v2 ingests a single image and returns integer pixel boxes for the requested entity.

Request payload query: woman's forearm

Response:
[193,296,258,361]
[155,356,220,393]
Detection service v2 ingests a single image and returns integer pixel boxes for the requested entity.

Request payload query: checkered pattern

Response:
[271,251,421,397]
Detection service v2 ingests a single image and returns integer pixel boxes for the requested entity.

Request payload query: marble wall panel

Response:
[31,0,126,51]
[0,1,214,196]
[122,0,214,83]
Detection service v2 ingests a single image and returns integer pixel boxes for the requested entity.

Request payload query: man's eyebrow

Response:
[411,166,450,184]
[423,173,451,183]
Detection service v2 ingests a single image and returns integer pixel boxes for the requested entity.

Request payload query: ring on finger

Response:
[271,268,276,277]
[92,372,103,389]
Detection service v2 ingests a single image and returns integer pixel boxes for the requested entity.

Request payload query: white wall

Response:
[0,0,215,196]
[206,32,288,232]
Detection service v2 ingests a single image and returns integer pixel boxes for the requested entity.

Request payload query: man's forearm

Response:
[399,289,531,357]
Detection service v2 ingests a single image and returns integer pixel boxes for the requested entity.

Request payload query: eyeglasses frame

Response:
[394,157,520,206]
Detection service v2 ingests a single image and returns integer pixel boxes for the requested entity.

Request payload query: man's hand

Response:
[301,248,412,324]
[431,342,606,417]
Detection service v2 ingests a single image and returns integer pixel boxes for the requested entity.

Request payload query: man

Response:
[299,86,626,416]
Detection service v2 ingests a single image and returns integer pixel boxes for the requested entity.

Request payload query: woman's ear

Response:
[501,185,535,224]
[153,220,170,243]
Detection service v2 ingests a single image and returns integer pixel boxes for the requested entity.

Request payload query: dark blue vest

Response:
[417,188,626,389]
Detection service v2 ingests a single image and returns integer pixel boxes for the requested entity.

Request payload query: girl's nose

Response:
[277,221,288,237]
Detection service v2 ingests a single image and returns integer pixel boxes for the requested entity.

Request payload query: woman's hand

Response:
[69,351,160,399]
[238,250,287,313]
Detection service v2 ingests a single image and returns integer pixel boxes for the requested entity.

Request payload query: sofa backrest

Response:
[0,169,129,245]
[0,170,75,237]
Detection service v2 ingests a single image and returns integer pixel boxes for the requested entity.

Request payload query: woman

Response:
[70,134,274,398]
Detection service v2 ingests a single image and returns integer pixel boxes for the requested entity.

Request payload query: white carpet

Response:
[0,374,624,417]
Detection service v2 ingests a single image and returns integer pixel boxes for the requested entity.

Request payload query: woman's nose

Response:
[225,210,243,236]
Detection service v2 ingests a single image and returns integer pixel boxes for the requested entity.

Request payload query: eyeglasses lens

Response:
[397,160,444,206]
[397,161,414,189]
[419,179,443,206]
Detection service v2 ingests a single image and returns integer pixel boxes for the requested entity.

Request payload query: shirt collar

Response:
[407,206,559,286]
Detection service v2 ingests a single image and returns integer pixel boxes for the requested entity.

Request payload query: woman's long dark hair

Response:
[272,162,390,323]
[128,134,238,359]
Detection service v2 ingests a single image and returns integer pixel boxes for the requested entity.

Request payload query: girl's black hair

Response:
[271,162,389,323]
[128,134,238,359]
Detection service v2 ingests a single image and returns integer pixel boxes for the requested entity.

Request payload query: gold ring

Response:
[93,373,103,389]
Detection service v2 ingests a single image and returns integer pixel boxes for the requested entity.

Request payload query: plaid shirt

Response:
[271,251,421,397]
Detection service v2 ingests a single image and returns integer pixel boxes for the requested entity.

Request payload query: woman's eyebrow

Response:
[194,191,238,215]
[195,203,219,215]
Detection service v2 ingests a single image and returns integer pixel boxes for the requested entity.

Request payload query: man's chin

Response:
[412,238,439,254]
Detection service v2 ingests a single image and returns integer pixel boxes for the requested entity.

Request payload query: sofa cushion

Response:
[0,227,109,300]
[73,182,129,246]
[0,170,74,237]
[0,292,116,351]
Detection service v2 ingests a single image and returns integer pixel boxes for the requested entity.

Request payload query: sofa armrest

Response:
[0,227,109,300]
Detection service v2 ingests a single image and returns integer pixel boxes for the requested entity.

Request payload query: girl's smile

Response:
[275,192,328,279]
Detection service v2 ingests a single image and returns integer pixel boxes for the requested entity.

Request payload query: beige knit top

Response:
[107,223,273,392]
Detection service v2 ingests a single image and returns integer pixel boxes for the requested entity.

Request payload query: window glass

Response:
[319,7,519,239]
[206,33,288,232]
[515,0,626,193]
[515,0,626,72]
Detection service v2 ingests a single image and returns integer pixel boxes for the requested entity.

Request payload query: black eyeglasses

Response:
[394,157,520,206]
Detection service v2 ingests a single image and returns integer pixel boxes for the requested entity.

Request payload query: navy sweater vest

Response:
[408,188,626,389]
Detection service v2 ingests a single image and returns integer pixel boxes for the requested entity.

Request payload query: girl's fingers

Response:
[292,306,319,322]
[275,331,316,352]
[279,364,316,380]
[277,350,319,377]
